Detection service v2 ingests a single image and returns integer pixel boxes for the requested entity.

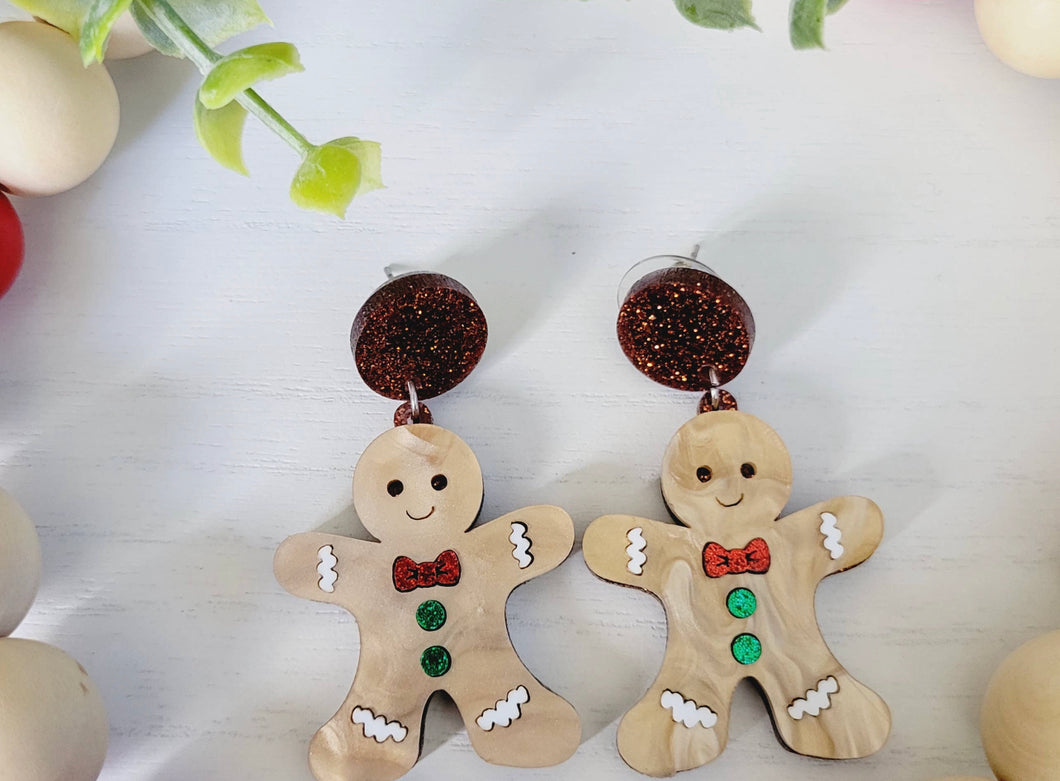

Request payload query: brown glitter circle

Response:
[698,389,738,414]
[351,273,488,400]
[617,267,754,390]
[394,401,434,426]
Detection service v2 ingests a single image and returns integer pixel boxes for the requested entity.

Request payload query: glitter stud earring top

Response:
[583,254,891,777]
[350,270,488,425]
[274,271,581,781]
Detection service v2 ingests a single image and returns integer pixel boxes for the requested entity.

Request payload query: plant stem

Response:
[135,0,313,157]
[235,91,313,157]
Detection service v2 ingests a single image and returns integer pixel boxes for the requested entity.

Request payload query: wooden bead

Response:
[975,0,1060,79]
[0,193,23,300]
[0,22,119,197]
[0,488,41,637]
[103,12,155,60]
[0,638,108,781]
[981,630,1060,781]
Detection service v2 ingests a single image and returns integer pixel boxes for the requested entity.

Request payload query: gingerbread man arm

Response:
[776,496,884,579]
[583,514,699,594]
[274,532,379,609]
[465,505,575,588]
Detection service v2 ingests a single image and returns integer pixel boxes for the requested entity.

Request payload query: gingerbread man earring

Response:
[583,255,891,776]
[274,271,581,781]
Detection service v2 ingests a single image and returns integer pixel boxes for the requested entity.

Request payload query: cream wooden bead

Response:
[104,12,154,60]
[0,21,120,197]
[975,0,1060,78]
[980,630,1060,781]
[0,638,108,781]
[0,488,41,637]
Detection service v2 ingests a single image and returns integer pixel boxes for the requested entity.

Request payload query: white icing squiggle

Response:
[818,513,844,561]
[660,689,717,729]
[509,522,533,569]
[625,527,647,575]
[787,676,839,720]
[476,685,530,730]
[352,706,408,743]
[317,545,338,593]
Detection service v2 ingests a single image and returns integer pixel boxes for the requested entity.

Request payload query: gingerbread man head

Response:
[661,410,793,529]
[353,423,484,539]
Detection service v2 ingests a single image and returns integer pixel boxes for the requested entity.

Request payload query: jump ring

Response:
[407,380,421,421]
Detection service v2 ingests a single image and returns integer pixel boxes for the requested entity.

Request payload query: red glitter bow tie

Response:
[393,550,461,592]
[702,538,771,578]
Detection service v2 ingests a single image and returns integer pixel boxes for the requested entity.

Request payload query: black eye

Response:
[387,480,404,497]
[741,463,756,478]
[696,466,712,483]
[431,474,448,491]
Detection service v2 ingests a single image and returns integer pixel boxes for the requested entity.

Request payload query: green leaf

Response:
[5,0,89,36]
[330,137,383,196]
[193,98,249,175]
[198,43,303,110]
[129,0,269,58]
[128,2,174,54]
[290,137,383,218]
[827,0,849,13]
[7,0,268,56]
[791,0,827,49]
[673,0,759,31]
[79,0,131,64]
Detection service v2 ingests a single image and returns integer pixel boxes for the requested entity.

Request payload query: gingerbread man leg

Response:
[616,641,735,777]
[308,664,430,781]
[756,637,890,760]
[448,639,580,768]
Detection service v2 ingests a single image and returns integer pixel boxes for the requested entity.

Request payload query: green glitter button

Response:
[420,645,451,677]
[726,588,757,619]
[731,633,762,665]
[416,600,447,631]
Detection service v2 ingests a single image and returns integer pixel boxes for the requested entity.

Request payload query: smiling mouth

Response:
[716,495,744,508]
[406,507,435,520]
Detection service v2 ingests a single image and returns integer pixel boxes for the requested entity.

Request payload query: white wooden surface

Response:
[1,1,1058,779]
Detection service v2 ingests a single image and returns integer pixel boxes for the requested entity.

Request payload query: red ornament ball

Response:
[0,193,24,300]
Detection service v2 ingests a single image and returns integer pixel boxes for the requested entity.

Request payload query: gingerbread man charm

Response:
[584,410,891,775]
[275,423,581,781]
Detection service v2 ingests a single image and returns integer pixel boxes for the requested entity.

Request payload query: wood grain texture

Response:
[584,411,889,775]
[275,424,580,780]
[1,0,1059,778]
